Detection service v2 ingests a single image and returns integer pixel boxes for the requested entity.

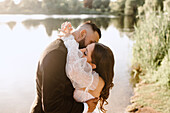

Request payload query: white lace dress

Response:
[61,35,102,113]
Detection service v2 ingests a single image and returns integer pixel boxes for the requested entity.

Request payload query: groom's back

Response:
[30,39,80,113]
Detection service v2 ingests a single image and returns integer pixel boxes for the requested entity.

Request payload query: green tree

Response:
[19,0,42,13]
[92,0,110,11]
[92,0,102,9]
[102,0,110,8]
[4,0,19,13]
[84,0,93,8]
[42,0,82,14]
[42,0,63,13]
[68,0,81,12]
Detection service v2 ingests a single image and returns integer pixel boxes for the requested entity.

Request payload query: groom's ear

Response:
[91,63,96,69]
[80,29,87,39]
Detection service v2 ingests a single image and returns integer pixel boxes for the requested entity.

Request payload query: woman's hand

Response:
[58,21,73,37]
[86,97,99,112]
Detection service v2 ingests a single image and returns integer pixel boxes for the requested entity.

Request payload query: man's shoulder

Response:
[46,39,67,53]
[39,39,67,63]
[48,39,66,51]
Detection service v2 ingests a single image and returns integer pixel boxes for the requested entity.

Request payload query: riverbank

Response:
[126,12,170,113]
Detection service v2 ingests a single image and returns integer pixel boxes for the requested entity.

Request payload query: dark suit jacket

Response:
[30,39,84,113]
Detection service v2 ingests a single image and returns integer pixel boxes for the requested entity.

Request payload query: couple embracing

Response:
[30,21,115,113]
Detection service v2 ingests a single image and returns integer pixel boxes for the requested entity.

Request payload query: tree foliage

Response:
[0,0,111,14]
[92,0,110,9]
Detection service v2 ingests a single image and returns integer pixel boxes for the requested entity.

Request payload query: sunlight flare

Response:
[13,0,21,4]
[0,0,5,2]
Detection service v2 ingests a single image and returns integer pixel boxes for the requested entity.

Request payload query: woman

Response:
[80,43,114,112]
[60,22,115,112]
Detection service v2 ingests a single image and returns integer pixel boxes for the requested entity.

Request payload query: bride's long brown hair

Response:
[91,43,115,112]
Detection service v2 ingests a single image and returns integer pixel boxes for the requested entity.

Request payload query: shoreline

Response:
[125,12,170,113]
[126,81,162,113]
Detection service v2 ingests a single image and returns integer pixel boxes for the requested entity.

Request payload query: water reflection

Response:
[0,15,136,113]
[112,16,136,32]
[21,16,136,36]
[6,21,16,30]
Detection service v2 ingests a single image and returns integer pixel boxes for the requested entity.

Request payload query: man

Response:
[30,21,101,113]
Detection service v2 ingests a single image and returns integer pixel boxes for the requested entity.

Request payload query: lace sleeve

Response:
[67,57,99,90]
[61,35,99,90]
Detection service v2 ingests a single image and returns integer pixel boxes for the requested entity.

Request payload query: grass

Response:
[133,83,170,112]
[130,11,170,113]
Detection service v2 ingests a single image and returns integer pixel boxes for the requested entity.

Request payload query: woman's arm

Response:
[88,76,105,98]
[66,48,99,90]
[59,22,100,91]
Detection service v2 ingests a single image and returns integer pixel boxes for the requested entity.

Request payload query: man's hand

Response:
[86,97,99,112]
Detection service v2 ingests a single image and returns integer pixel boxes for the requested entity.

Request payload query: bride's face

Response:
[80,43,95,65]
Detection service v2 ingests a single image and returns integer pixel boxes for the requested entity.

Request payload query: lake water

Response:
[0,14,135,113]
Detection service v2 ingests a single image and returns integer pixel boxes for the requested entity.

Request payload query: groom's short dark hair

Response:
[83,21,101,39]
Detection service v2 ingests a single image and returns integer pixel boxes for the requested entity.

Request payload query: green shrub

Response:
[131,9,170,113]
[132,12,170,72]
[154,49,170,88]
